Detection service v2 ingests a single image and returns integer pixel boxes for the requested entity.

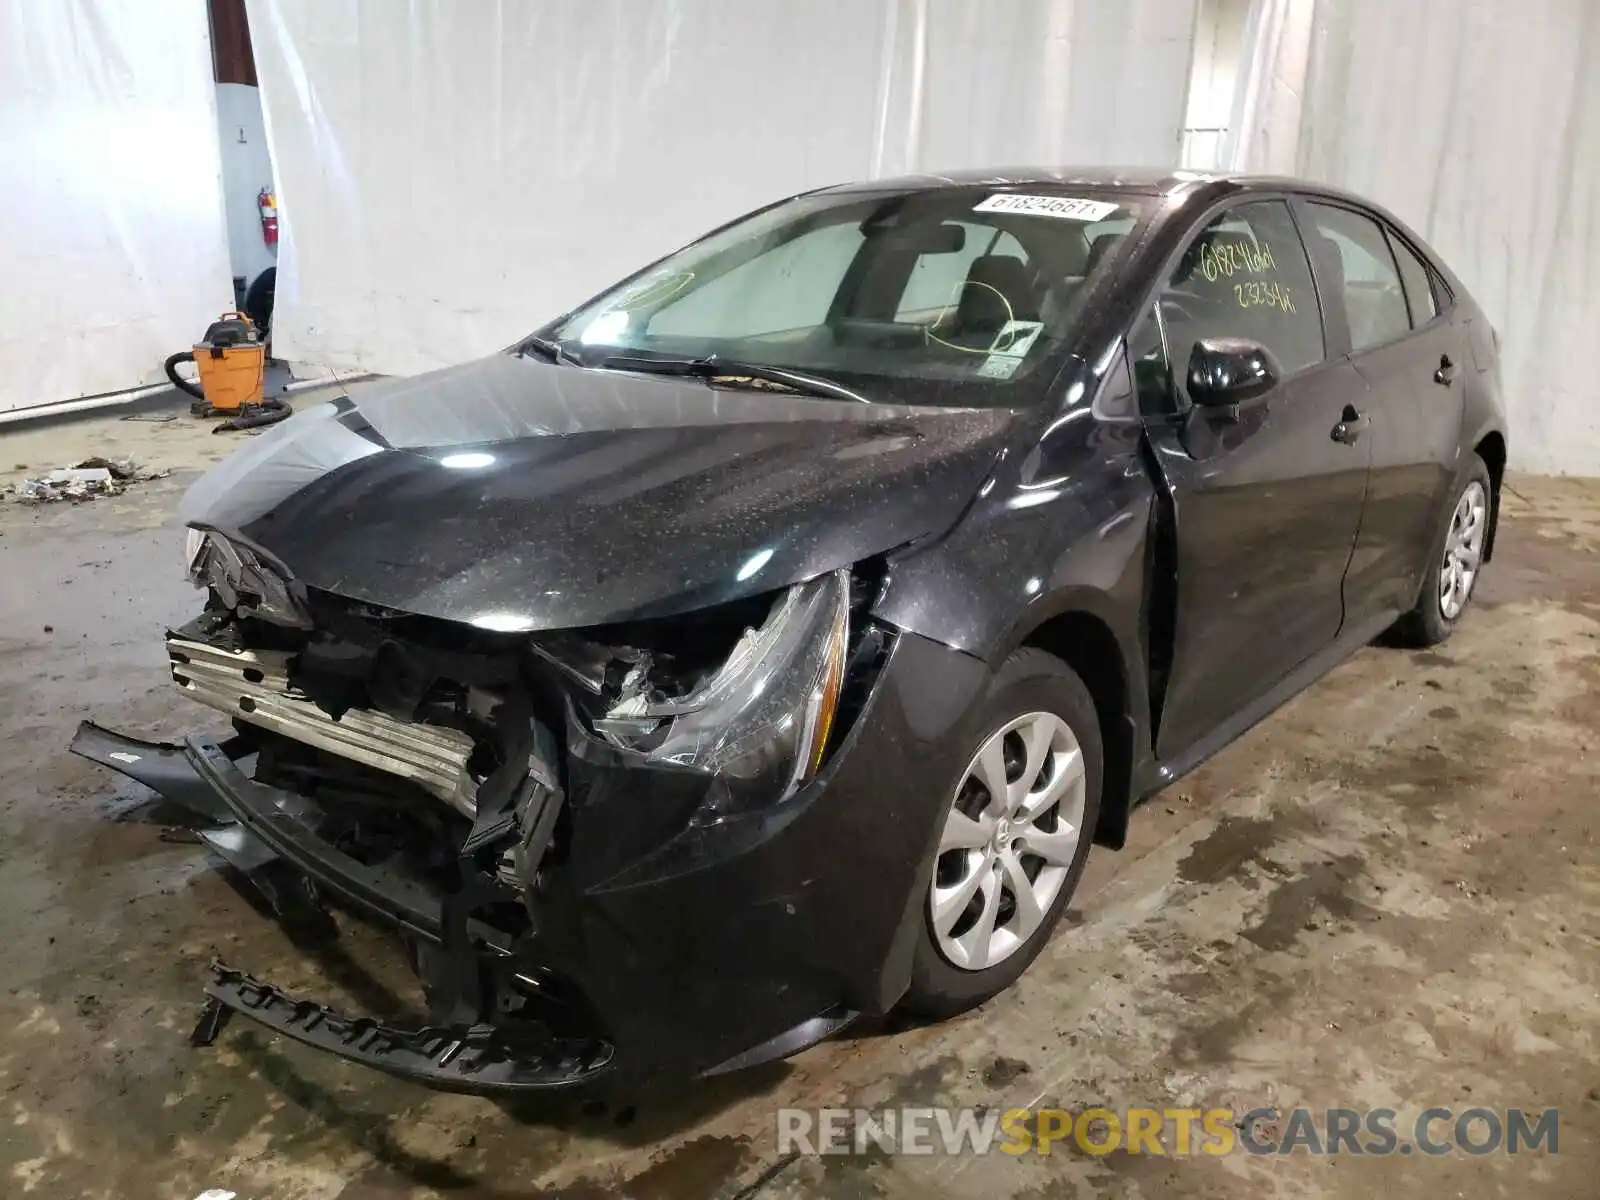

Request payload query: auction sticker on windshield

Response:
[977,320,1046,379]
[973,194,1120,221]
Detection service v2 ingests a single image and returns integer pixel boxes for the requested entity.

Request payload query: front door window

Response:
[1159,200,1326,401]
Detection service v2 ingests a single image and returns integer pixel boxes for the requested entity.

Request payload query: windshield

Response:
[544,187,1147,399]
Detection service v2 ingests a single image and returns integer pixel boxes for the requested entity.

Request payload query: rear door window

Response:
[1386,231,1439,328]
[1303,203,1411,351]
[1160,199,1325,394]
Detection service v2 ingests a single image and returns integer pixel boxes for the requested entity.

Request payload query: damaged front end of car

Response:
[74,527,901,1094]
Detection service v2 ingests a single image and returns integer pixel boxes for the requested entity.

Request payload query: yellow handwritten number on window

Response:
[1200,239,1278,282]
[1233,280,1296,314]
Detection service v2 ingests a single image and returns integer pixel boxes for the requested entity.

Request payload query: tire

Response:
[1392,455,1493,647]
[902,649,1102,1018]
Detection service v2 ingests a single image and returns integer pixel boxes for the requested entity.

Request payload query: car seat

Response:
[950,255,1040,340]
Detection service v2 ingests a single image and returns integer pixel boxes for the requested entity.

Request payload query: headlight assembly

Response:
[183,527,312,628]
[597,568,850,821]
[184,526,208,578]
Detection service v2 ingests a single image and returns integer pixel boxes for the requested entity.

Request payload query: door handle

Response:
[1434,354,1457,385]
[1331,404,1369,445]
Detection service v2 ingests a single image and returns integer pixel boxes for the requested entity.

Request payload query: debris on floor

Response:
[7,456,170,503]
[981,1055,1034,1087]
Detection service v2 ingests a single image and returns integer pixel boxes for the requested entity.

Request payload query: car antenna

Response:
[323,361,352,403]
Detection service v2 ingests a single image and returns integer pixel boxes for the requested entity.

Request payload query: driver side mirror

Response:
[1186,337,1281,416]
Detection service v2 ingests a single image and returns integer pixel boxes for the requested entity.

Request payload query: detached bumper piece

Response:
[198,963,612,1093]
[69,721,239,823]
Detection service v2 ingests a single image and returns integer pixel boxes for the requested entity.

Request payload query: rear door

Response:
[1136,198,1373,760]
[1296,201,1467,626]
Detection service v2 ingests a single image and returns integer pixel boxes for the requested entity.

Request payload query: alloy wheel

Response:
[929,711,1087,971]
[1439,480,1488,621]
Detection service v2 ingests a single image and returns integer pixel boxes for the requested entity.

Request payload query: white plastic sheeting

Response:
[246,0,1199,379]
[0,0,235,417]
[1229,0,1600,475]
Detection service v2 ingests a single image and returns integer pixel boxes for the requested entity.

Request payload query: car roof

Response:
[819,166,1367,205]
[819,166,1223,196]
[816,168,1417,244]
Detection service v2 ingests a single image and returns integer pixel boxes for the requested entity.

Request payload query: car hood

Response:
[180,355,1019,630]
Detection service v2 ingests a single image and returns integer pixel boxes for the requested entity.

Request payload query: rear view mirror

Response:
[867,222,967,254]
[1186,337,1281,413]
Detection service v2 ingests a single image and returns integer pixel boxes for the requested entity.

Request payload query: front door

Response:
[1134,198,1373,761]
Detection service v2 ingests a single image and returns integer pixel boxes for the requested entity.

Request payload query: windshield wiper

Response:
[599,354,870,403]
[516,334,581,366]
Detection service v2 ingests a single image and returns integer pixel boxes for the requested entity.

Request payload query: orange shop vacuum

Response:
[163,311,290,432]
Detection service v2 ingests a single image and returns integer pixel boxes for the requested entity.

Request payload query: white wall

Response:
[1181,0,1250,168]
[1230,0,1600,476]
[247,0,1199,379]
[214,83,278,289]
[0,0,235,416]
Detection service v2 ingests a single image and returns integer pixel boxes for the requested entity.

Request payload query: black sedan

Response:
[75,168,1506,1094]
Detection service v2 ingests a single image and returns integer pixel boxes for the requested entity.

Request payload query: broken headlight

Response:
[183,527,312,628]
[184,526,208,577]
[600,568,850,820]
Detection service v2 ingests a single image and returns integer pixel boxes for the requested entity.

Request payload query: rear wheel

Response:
[1394,455,1492,646]
[903,649,1101,1017]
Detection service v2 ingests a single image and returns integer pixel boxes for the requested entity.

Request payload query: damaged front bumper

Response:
[70,628,988,1095]
[199,962,612,1092]
[74,721,609,1093]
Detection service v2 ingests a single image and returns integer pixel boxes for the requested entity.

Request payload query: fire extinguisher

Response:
[258,187,279,248]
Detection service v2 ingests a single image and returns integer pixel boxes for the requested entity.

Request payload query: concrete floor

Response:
[1,402,1596,1199]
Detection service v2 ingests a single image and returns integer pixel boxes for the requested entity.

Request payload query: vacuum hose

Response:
[164,350,205,399]
[213,396,291,432]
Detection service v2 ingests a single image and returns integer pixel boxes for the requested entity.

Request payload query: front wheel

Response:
[1394,455,1492,647]
[902,649,1101,1018]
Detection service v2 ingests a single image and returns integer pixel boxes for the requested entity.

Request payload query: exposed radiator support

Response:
[166,636,478,816]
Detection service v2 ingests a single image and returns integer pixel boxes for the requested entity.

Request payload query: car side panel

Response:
[870,370,1157,823]
[872,178,1508,851]
[1281,185,1508,510]
[1290,198,1470,625]
[1144,356,1372,759]
[1339,317,1469,624]
[872,386,1152,673]
[1457,301,1509,556]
